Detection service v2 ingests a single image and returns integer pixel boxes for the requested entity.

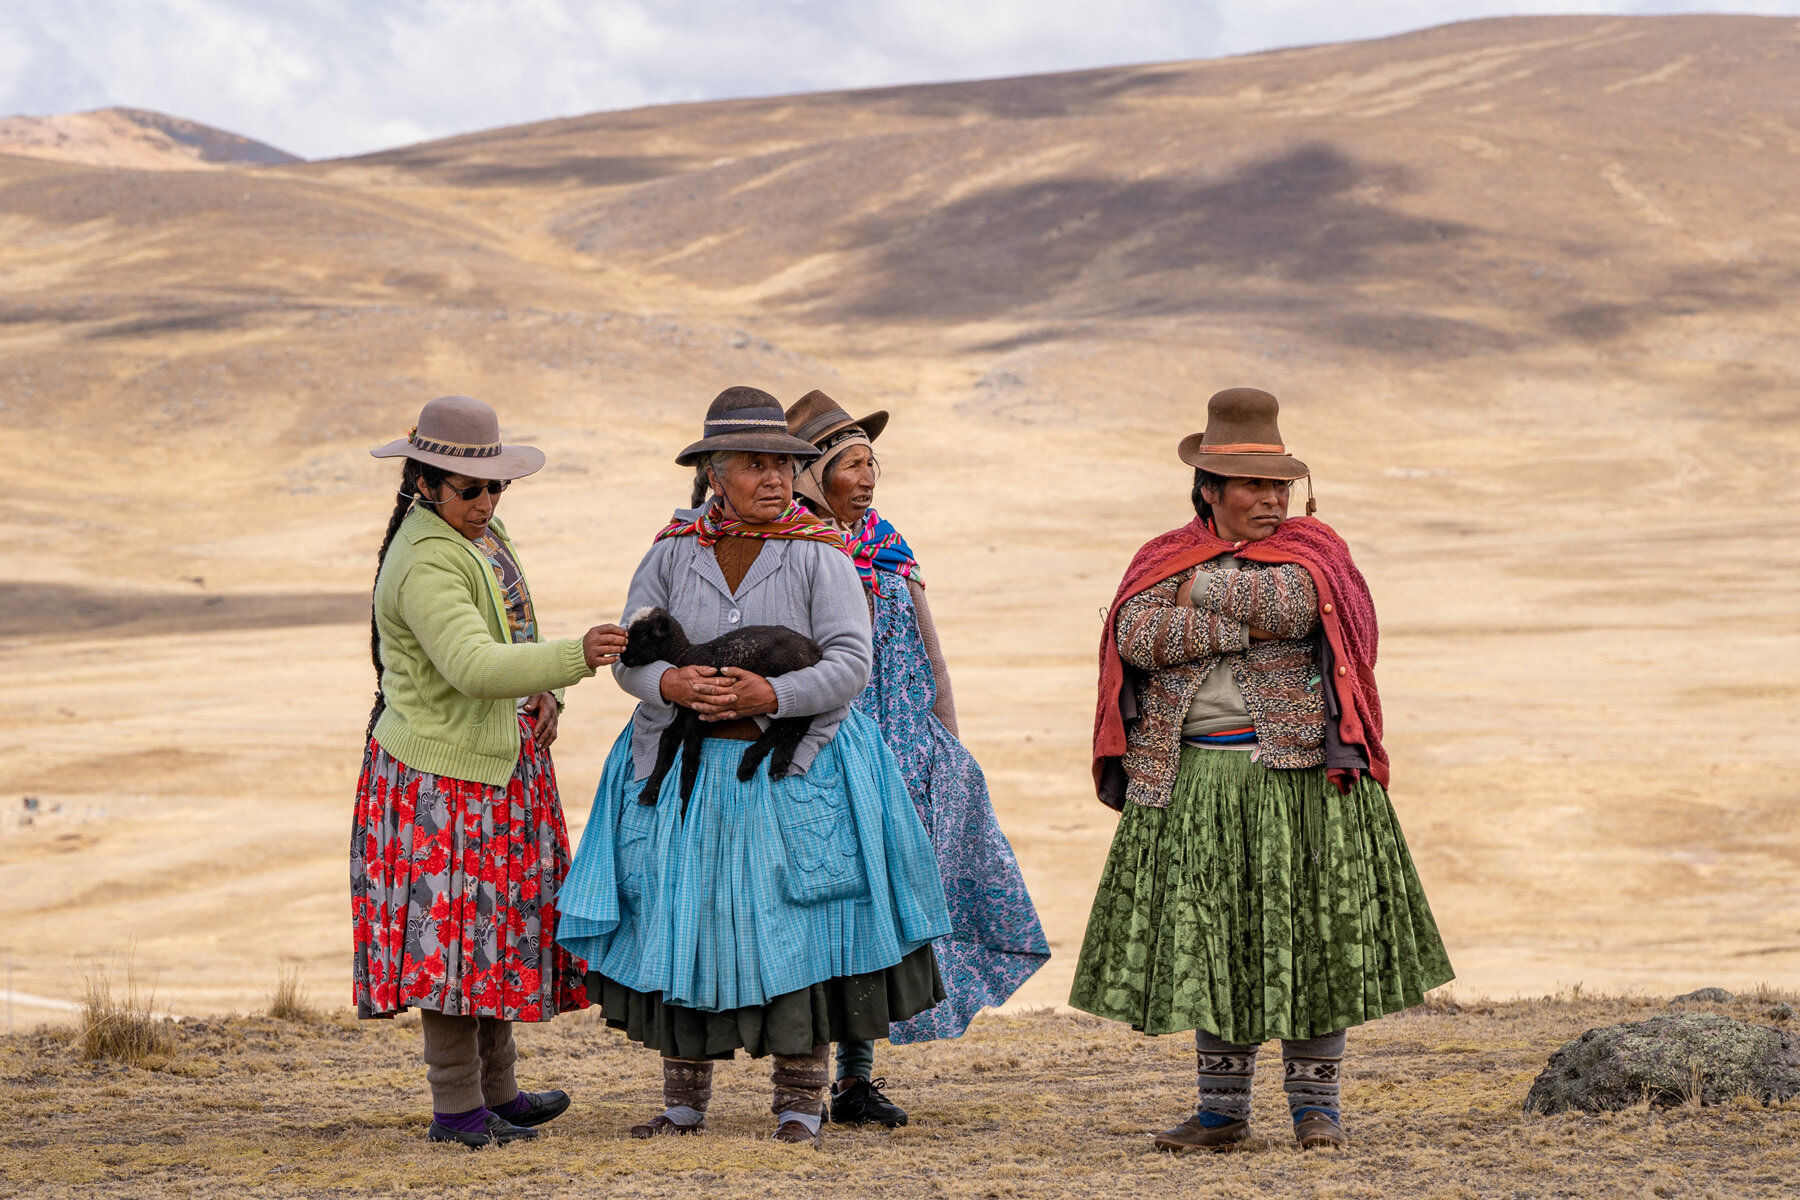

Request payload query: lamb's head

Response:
[621,606,685,667]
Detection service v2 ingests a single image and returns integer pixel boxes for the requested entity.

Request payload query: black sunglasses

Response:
[439,479,511,501]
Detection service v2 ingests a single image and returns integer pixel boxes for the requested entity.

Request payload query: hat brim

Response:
[370,439,546,480]
[1177,433,1308,480]
[676,431,824,467]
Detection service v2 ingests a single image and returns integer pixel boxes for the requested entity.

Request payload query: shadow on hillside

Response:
[2,583,367,640]
[361,151,694,189]
[812,142,1471,329]
[853,66,1198,121]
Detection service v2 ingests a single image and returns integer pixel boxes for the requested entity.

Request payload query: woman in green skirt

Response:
[1071,387,1452,1153]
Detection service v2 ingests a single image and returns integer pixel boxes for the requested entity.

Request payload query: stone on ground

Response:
[1525,1013,1800,1113]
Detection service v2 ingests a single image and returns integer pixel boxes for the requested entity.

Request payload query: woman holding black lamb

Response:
[556,386,950,1147]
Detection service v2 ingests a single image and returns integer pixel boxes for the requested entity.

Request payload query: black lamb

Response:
[619,606,825,811]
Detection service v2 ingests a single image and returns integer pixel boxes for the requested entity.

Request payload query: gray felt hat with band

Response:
[676,386,824,466]
[370,394,546,479]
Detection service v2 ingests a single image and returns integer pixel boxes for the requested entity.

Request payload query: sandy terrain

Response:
[1,14,1798,1034]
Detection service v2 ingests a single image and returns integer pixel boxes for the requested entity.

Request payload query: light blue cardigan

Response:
[610,509,873,780]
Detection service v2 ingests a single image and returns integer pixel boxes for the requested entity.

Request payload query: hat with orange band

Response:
[1177,387,1310,481]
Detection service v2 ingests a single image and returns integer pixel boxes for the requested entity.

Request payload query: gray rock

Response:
[1524,1013,1800,1114]
[1669,987,1738,1005]
[1768,1003,1796,1022]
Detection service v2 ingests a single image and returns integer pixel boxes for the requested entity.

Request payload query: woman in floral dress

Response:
[354,395,627,1147]
[785,390,1050,1127]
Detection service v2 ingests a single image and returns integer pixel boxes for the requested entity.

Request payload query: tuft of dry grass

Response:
[267,961,314,1023]
[75,954,169,1065]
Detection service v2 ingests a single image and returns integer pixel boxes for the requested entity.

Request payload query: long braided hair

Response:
[367,458,449,739]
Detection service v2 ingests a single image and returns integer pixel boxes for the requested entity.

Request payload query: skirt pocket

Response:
[774,772,868,905]
[616,799,655,911]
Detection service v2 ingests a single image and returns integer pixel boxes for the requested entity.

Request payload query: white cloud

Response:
[0,0,1795,159]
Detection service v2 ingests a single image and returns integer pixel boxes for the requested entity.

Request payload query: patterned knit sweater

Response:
[1114,560,1322,808]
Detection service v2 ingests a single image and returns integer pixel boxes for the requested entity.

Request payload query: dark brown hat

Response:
[1177,388,1309,480]
[370,395,546,479]
[784,389,889,446]
[676,385,824,466]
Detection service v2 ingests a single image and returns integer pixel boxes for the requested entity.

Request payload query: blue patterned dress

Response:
[857,568,1050,1042]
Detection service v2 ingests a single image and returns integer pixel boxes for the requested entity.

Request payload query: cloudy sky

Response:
[2,1,1796,159]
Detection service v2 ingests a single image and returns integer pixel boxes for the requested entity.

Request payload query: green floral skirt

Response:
[1068,747,1453,1043]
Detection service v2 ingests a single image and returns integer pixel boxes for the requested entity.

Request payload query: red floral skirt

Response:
[351,715,589,1020]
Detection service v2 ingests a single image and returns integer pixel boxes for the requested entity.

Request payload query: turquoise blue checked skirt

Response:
[558,709,952,1057]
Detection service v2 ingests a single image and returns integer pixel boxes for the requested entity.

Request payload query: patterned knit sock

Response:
[1282,1030,1346,1124]
[1193,1029,1258,1125]
[662,1057,713,1126]
[771,1045,831,1120]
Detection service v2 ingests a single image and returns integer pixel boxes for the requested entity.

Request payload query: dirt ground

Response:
[3,991,1796,1200]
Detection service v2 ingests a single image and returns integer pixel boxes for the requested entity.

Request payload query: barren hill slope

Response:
[0,107,300,170]
[0,15,1796,1022]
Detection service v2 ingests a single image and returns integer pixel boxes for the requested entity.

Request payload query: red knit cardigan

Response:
[1092,515,1387,808]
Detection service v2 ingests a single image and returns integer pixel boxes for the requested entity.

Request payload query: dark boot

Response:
[830,1077,909,1127]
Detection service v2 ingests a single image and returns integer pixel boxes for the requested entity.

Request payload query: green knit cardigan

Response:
[372,506,594,786]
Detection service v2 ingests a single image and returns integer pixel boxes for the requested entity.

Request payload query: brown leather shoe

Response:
[1152,1115,1249,1153]
[628,1114,705,1139]
[771,1119,821,1148]
[1295,1111,1347,1150]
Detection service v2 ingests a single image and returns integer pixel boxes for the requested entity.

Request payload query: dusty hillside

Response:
[0,107,300,170]
[3,993,1797,1199]
[1,14,1797,1025]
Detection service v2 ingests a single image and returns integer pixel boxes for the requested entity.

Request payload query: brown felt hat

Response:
[676,385,823,466]
[1177,388,1309,480]
[784,389,889,446]
[370,394,546,479]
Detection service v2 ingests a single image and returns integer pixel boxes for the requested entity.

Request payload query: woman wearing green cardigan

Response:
[353,396,628,1149]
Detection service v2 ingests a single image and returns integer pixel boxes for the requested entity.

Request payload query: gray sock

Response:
[1193,1029,1258,1124]
[1281,1030,1346,1122]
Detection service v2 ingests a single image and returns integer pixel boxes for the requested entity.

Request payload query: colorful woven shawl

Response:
[844,508,922,591]
[655,499,849,553]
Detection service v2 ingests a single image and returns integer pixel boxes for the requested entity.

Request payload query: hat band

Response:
[704,406,790,433]
[409,427,503,458]
[795,409,857,444]
[1197,442,1286,454]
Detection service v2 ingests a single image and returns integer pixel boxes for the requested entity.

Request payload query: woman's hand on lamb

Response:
[584,624,629,669]
[523,692,560,746]
[660,664,779,720]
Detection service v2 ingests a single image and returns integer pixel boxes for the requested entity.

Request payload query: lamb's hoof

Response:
[736,762,760,783]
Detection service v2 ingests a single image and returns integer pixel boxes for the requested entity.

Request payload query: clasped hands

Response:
[659,664,779,722]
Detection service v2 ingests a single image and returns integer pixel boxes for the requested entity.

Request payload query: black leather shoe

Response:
[498,1090,570,1128]
[485,1112,539,1144]
[830,1077,909,1127]
[427,1121,493,1149]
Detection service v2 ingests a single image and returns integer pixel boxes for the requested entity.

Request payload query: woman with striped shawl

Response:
[785,390,1050,1128]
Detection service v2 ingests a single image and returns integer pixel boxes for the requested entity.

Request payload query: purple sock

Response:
[433,1105,491,1134]
[493,1093,531,1120]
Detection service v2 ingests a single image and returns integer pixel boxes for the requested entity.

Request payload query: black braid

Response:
[689,463,710,508]
[366,459,447,739]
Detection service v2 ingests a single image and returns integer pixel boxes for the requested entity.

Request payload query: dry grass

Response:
[75,955,170,1065]
[267,962,315,1023]
[4,993,1796,1199]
